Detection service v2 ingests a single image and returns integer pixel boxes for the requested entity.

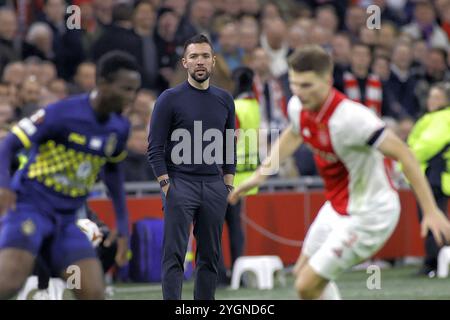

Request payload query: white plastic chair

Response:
[230,255,284,290]
[437,246,450,278]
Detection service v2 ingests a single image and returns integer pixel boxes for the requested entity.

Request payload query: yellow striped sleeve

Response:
[108,150,128,163]
[11,125,32,149]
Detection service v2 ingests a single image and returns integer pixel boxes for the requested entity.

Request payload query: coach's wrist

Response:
[225,184,234,193]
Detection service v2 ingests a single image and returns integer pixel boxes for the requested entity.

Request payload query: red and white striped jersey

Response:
[288,89,399,216]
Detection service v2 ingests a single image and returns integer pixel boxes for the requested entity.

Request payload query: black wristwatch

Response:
[159,179,170,188]
[225,184,234,193]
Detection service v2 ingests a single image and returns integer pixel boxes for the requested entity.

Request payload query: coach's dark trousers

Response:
[161,175,228,300]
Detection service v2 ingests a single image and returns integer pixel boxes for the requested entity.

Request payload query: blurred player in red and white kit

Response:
[229,45,450,300]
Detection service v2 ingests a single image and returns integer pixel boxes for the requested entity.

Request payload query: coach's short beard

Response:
[190,70,211,83]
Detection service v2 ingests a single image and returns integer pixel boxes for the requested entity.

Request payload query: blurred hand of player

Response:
[0,187,16,215]
[115,236,129,267]
[421,208,450,246]
[162,183,170,197]
[228,171,266,205]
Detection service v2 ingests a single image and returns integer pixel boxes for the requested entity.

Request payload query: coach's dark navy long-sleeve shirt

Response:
[147,81,236,181]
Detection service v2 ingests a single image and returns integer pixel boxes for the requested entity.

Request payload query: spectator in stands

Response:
[39,0,85,80]
[131,89,155,126]
[415,47,450,113]
[0,102,14,128]
[214,21,244,72]
[335,42,384,116]
[372,54,391,82]
[387,42,421,119]
[92,0,114,27]
[331,32,351,82]
[261,1,284,21]
[24,22,54,61]
[2,62,25,88]
[240,0,261,19]
[69,62,96,94]
[133,1,159,91]
[250,47,288,134]
[0,7,23,74]
[402,1,449,49]
[287,24,309,51]
[315,5,339,35]
[378,21,399,52]
[38,61,57,87]
[344,5,366,42]
[91,3,143,79]
[17,76,42,118]
[240,16,260,65]
[221,0,242,18]
[408,82,450,277]
[260,18,290,78]
[48,78,68,100]
[188,0,217,42]
[124,124,155,182]
[154,6,185,92]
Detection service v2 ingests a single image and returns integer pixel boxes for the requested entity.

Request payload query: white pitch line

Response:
[114,286,162,293]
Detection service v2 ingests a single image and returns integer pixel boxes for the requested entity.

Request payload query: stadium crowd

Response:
[0,0,449,181]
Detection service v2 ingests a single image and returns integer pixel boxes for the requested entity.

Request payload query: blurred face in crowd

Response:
[316,7,338,33]
[264,18,287,50]
[331,34,351,65]
[241,0,260,16]
[75,62,96,92]
[44,0,66,24]
[392,44,413,70]
[39,62,57,87]
[345,6,366,34]
[427,86,449,112]
[426,50,447,77]
[310,25,332,47]
[190,0,214,29]
[359,27,378,46]
[223,0,241,17]
[397,117,414,141]
[165,0,188,17]
[218,22,240,54]
[3,62,25,86]
[240,24,259,53]
[48,79,68,100]
[20,77,42,105]
[157,11,179,41]
[350,44,371,73]
[413,40,428,65]
[134,2,156,32]
[182,42,215,83]
[414,3,435,25]
[0,103,14,125]
[289,69,332,111]
[262,2,282,21]
[288,25,308,50]
[0,9,17,41]
[127,126,149,155]
[379,22,397,50]
[250,48,271,77]
[93,0,113,25]
[133,90,155,120]
[372,56,390,81]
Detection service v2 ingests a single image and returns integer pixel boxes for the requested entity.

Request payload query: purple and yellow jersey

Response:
[10,94,130,214]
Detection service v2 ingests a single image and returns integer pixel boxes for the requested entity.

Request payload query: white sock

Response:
[320,281,341,300]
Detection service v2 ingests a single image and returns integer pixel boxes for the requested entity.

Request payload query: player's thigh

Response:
[302,202,341,258]
[0,206,51,286]
[50,217,97,276]
[61,257,105,300]
[0,248,35,290]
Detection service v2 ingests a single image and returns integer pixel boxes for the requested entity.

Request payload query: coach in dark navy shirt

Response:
[148,34,236,300]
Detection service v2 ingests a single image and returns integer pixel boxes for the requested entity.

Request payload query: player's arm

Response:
[0,133,25,214]
[102,160,130,267]
[228,124,303,204]
[377,128,450,246]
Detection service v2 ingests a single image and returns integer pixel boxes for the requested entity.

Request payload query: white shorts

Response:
[302,201,400,280]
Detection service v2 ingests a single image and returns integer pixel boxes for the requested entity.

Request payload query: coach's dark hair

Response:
[288,45,333,76]
[183,34,214,56]
[97,51,140,83]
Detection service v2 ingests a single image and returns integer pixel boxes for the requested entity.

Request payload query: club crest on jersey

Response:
[21,219,36,236]
[318,129,329,146]
[104,133,117,157]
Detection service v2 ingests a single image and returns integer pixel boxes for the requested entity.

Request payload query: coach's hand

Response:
[115,236,129,267]
[0,187,16,215]
[421,209,450,247]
